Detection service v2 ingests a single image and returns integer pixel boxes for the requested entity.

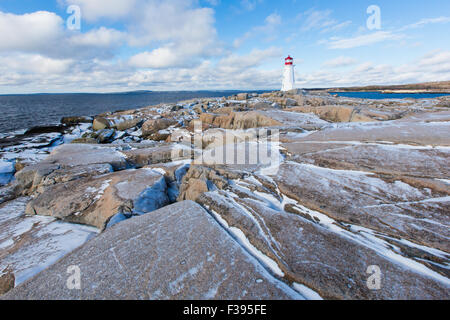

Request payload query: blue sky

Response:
[0,0,449,93]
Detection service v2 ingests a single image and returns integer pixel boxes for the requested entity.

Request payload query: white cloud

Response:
[129,47,186,69]
[64,0,136,22]
[325,31,404,49]
[417,51,450,67]
[265,12,281,26]
[0,11,64,52]
[297,50,450,88]
[1,3,449,93]
[401,16,450,30]
[125,1,220,68]
[299,9,351,33]
[218,47,282,71]
[322,56,357,68]
[321,20,352,33]
[3,49,450,92]
[0,54,73,74]
[69,27,126,47]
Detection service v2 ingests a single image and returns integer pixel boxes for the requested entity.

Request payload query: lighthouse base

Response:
[281,66,295,92]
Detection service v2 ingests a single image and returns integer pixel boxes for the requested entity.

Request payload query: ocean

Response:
[2,90,450,135]
[0,90,261,134]
[332,91,450,100]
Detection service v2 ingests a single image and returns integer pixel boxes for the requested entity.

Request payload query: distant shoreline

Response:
[325,80,450,94]
[328,89,450,94]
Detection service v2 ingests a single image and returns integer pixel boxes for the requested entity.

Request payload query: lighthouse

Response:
[281,55,295,92]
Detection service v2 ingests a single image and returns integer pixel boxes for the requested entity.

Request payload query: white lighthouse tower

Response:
[281,55,295,92]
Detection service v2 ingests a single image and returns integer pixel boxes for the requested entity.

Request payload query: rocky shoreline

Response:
[0,89,449,299]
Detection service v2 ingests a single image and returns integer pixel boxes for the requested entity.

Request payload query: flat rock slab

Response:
[14,144,128,193]
[298,120,450,146]
[3,201,300,300]
[254,110,329,130]
[283,142,449,179]
[0,197,98,288]
[197,176,450,299]
[26,168,169,229]
[275,162,450,252]
[45,144,128,169]
[123,144,189,167]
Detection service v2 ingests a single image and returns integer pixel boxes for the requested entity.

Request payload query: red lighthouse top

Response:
[285,56,293,65]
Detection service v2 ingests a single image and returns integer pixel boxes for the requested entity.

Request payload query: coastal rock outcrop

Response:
[25,168,169,229]
[3,201,300,300]
[177,165,228,201]
[199,111,282,130]
[1,90,450,300]
[93,115,142,131]
[0,269,15,295]
[14,144,128,194]
[141,118,178,138]
[196,190,449,299]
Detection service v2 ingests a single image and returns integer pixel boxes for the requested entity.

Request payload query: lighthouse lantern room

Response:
[281,55,295,92]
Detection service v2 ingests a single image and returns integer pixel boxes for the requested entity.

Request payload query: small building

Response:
[281,55,295,92]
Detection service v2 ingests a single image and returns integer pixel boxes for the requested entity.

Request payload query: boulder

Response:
[199,111,282,130]
[148,131,170,142]
[25,168,169,229]
[95,129,116,143]
[123,145,189,168]
[70,137,98,144]
[3,201,300,300]
[236,93,249,101]
[141,119,177,138]
[92,117,109,131]
[285,98,298,107]
[0,184,19,205]
[178,178,209,201]
[61,116,93,126]
[44,144,128,169]
[93,116,142,131]
[0,270,15,295]
[250,102,272,110]
[252,110,329,130]
[36,163,113,192]
[14,144,128,194]
[25,125,66,135]
[289,105,354,122]
[288,105,380,123]
[178,165,228,201]
[15,162,60,194]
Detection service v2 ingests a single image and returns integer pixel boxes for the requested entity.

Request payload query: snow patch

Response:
[209,209,285,278]
[293,283,323,300]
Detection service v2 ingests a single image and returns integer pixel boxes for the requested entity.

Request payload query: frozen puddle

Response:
[0,197,99,286]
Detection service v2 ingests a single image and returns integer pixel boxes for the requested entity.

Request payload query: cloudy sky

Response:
[0,0,449,93]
